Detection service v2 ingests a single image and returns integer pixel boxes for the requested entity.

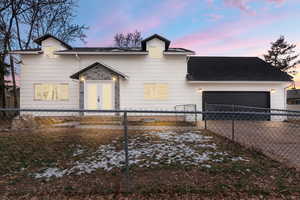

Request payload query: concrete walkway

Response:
[207,120,300,169]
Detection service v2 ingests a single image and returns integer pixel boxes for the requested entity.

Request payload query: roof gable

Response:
[70,62,128,79]
[34,34,72,49]
[141,34,171,50]
[187,56,292,82]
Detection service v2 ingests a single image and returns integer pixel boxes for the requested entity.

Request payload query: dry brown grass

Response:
[1,128,300,199]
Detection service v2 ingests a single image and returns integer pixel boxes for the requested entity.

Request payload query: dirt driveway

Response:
[206,120,300,169]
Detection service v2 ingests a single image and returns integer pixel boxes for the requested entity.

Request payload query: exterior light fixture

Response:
[112,76,117,81]
[80,76,85,82]
[196,88,203,93]
[270,89,276,93]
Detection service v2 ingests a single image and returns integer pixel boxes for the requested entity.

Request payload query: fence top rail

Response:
[175,104,197,107]
[1,108,300,117]
[206,103,300,113]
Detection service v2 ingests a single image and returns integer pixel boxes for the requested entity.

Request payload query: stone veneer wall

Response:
[79,65,120,110]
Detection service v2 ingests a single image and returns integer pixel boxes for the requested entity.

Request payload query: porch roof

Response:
[70,62,128,79]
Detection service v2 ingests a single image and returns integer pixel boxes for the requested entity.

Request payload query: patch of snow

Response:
[73,148,85,157]
[33,131,249,179]
[202,164,212,168]
[147,131,213,143]
[231,156,249,162]
[34,167,68,179]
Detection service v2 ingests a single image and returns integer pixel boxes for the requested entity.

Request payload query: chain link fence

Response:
[1,107,300,198]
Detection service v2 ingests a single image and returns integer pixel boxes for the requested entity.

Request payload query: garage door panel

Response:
[203,91,270,120]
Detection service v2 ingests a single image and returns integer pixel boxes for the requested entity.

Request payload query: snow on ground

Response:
[33,131,248,179]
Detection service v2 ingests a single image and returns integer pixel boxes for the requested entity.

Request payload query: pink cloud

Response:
[172,12,289,56]
[206,0,288,14]
[266,0,286,3]
[224,0,255,15]
[86,0,192,46]
[5,75,20,87]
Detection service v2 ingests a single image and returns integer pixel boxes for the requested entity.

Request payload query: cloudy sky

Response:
[75,0,300,57]
[7,0,300,87]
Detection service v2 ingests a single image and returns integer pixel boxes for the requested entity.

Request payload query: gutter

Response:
[164,52,195,55]
[8,51,43,55]
[187,80,293,84]
[55,51,149,55]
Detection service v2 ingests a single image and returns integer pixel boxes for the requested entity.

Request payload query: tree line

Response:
[0,0,88,108]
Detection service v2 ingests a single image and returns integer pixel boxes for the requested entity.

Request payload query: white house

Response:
[10,34,292,117]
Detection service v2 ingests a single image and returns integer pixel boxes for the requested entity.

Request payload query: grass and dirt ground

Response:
[0,127,300,199]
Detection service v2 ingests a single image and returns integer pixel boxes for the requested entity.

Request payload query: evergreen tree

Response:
[264,36,300,71]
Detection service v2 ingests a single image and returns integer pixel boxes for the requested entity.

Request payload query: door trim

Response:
[84,80,115,111]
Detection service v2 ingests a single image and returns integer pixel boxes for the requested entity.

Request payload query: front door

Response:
[85,81,114,112]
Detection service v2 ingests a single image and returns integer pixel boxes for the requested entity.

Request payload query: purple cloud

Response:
[86,0,192,46]
[208,0,288,14]
[224,0,254,15]
[172,12,289,55]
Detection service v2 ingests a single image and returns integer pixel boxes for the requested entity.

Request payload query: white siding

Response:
[19,38,290,115]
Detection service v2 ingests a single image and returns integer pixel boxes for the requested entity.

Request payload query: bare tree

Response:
[114,30,142,48]
[0,0,88,108]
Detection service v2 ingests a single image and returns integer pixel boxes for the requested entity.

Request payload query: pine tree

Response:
[264,36,300,71]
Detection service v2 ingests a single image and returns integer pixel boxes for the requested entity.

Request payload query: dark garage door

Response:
[203,91,270,120]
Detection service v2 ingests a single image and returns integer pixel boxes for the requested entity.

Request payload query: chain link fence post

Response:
[123,111,130,194]
[204,103,207,130]
[232,105,235,141]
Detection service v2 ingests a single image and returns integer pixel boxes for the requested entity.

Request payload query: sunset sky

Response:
[74,0,300,86]
[75,0,300,57]
[7,0,300,87]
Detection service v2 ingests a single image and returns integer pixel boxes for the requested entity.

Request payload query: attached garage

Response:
[186,56,292,121]
[202,91,270,120]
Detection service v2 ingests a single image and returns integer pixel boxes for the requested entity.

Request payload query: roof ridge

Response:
[189,56,259,58]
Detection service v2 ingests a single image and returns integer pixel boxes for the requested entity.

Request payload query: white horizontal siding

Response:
[19,39,290,116]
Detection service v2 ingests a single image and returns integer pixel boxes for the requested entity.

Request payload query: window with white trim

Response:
[148,45,163,58]
[44,46,58,58]
[144,83,169,100]
[34,83,69,101]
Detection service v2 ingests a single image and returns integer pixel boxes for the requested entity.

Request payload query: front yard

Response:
[1,128,300,199]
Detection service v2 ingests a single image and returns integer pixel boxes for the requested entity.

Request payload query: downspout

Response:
[284,82,293,110]
[75,50,81,69]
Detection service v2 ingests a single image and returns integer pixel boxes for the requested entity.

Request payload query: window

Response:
[144,83,168,100]
[44,46,58,58]
[148,46,163,58]
[34,83,69,101]
[287,99,300,105]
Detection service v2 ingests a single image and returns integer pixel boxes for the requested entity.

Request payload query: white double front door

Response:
[84,81,114,111]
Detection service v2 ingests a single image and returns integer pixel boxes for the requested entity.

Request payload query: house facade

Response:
[10,34,292,115]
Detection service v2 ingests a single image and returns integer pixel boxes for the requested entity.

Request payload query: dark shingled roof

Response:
[187,56,292,82]
[12,33,194,54]
[56,47,194,53]
[11,48,41,52]
[34,34,72,49]
[141,34,171,50]
[57,47,146,53]
[166,48,195,53]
